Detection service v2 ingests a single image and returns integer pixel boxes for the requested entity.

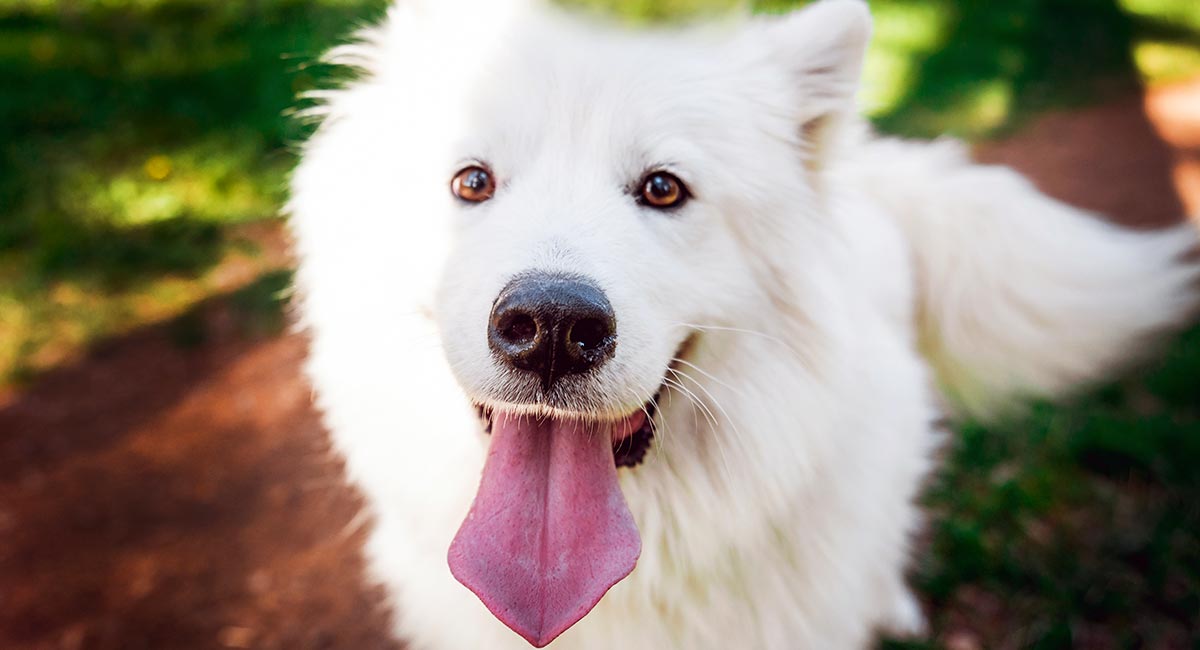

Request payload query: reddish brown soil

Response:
[0,314,401,650]
[1,79,1197,650]
[977,77,1200,227]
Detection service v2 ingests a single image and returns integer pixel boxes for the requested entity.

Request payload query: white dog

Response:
[288,1,1199,647]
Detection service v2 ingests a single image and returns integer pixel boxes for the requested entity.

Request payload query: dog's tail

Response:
[856,137,1200,419]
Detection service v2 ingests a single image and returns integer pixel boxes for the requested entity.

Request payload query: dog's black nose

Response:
[489,273,617,390]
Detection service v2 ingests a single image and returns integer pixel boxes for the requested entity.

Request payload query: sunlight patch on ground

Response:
[1120,0,1200,31]
[1145,76,1200,215]
[1121,0,1200,83]
[45,134,286,228]
[0,224,290,386]
[1134,40,1200,84]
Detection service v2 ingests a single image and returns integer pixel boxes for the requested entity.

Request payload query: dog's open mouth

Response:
[450,374,674,647]
[475,390,659,469]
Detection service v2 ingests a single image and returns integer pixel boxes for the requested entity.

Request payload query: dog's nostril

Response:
[500,313,538,346]
[569,317,610,353]
[488,273,618,390]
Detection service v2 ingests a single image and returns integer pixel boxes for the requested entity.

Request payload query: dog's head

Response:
[292,0,870,645]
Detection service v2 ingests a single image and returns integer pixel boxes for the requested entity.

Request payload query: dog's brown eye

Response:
[452,166,496,203]
[639,171,688,209]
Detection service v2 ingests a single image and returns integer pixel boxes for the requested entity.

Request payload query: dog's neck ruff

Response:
[448,411,645,647]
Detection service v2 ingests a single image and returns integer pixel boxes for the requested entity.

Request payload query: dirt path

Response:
[977,76,1200,226]
[0,317,400,650]
[1,80,1197,650]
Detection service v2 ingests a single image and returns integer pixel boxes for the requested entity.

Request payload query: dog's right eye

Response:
[451,166,496,203]
[638,171,689,210]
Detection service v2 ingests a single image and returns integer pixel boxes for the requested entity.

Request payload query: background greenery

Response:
[1,0,1198,646]
[3,0,1199,385]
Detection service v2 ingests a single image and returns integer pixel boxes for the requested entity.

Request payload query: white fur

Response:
[288,1,1200,647]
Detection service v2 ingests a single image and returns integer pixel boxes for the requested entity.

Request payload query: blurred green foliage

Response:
[2,0,1199,380]
[0,0,388,378]
[0,0,386,261]
[0,1,1199,646]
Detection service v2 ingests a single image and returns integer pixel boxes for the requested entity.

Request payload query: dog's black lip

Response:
[476,404,494,435]
[612,390,658,468]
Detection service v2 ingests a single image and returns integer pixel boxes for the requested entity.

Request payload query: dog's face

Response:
[431,3,868,421]
[293,1,870,646]
[436,26,764,421]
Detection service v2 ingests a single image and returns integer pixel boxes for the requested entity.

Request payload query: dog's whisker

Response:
[624,386,661,459]
[662,375,736,487]
[662,376,717,430]
[648,393,667,459]
[629,385,668,459]
[672,357,747,399]
[666,359,757,459]
[668,366,752,463]
[670,321,807,362]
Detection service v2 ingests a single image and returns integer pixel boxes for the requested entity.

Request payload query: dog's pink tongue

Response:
[448,413,641,647]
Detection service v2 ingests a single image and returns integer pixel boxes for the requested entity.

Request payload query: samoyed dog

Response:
[289,0,1199,647]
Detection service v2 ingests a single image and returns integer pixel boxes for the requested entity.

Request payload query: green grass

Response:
[912,327,1200,646]
[0,0,388,379]
[1,1,1199,646]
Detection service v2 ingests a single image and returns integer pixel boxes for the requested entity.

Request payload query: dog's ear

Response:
[760,0,871,157]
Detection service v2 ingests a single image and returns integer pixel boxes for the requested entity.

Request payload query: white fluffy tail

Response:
[857,138,1200,419]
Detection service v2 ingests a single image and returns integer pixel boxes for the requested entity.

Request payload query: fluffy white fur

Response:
[289,1,1200,647]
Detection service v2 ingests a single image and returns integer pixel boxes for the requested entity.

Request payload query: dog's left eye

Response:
[638,171,689,209]
[451,166,496,203]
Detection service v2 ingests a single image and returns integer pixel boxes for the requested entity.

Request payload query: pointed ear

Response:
[761,0,872,127]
